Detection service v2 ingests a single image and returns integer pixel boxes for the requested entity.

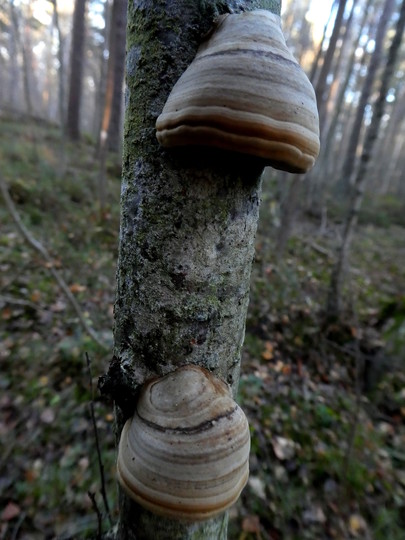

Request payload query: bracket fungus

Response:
[156,9,320,174]
[117,365,250,521]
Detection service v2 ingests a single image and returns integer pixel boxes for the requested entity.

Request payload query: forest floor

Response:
[0,114,404,540]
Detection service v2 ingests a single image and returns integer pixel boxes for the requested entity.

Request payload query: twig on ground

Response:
[303,238,332,258]
[0,174,108,351]
[0,294,40,310]
[88,491,103,539]
[86,353,113,527]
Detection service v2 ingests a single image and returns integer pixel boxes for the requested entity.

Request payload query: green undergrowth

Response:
[0,114,119,538]
[235,191,405,539]
[1,115,404,539]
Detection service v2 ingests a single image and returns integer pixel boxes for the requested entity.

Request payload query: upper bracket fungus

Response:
[156,10,320,174]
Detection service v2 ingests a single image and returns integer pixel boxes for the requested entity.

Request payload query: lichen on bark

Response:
[102,1,282,538]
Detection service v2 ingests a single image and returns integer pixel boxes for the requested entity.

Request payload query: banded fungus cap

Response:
[116,365,250,521]
[156,10,320,174]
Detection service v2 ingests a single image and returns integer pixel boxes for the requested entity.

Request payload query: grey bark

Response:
[327,0,405,319]
[100,0,281,539]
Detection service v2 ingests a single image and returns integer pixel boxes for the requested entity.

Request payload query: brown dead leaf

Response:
[25,469,38,483]
[242,514,261,534]
[1,502,21,521]
[69,283,86,293]
[30,290,41,303]
[261,341,274,361]
[1,307,12,320]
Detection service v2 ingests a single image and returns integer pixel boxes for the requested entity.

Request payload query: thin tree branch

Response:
[0,174,109,351]
[88,491,103,539]
[86,353,113,527]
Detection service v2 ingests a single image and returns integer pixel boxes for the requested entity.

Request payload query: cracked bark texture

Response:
[104,0,282,538]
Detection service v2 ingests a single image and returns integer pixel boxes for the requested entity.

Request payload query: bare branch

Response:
[0,174,109,351]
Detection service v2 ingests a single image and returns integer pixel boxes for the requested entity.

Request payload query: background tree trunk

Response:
[327,0,405,319]
[337,0,395,197]
[66,0,87,140]
[108,0,127,153]
[307,0,372,209]
[100,1,282,539]
[314,0,348,132]
[10,0,33,115]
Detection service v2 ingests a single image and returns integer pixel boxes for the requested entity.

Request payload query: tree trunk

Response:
[309,0,338,85]
[100,1,281,539]
[327,0,405,319]
[7,1,20,111]
[275,174,302,258]
[51,0,68,176]
[278,0,347,242]
[373,89,405,192]
[108,0,127,152]
[94,0,111,143]
[338,0,395,197]
[51,0,66,129]
[97,0,127,207]
[314,0,348,133]
[307,0,372,209]
[66,0,87,140]
[10,0,33,115]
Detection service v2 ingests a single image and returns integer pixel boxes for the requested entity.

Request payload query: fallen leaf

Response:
[262,341,274,361]
[282,364,291,375]
[1,307,12,320]
[242,514,261,534]
[25,469,38,482]
[40,407,55,424]
[272,436,296,460]
[39,376,49,386]
[348,514,367,536]
[302,505,326,524]
[1,502,21,521]
[69,283,86,293]
[30,290,41,302]
[50,300,66,312]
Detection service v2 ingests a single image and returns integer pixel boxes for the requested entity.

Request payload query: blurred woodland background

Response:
[0,0,405,538]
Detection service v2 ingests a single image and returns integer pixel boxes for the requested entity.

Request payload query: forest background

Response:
[0,0,405,538]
